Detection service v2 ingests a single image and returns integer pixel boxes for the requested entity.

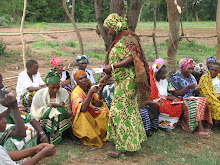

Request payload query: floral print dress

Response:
[107,36,146,152]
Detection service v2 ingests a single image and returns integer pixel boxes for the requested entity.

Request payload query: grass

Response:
[143,39,216,65]
[41,125,220,165]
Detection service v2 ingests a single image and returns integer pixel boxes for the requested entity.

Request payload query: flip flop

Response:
[107,148,124,158]
[194,131,211,138]
[204,129,213,135]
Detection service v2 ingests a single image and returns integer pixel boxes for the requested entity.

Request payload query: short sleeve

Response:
[0,146,17,165]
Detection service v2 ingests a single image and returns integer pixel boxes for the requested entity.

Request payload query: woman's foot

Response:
[194,131,211,138]
[204,129,213,135]
[107,148,125,158]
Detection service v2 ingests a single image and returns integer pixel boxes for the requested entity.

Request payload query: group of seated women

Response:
[1,54,220,163]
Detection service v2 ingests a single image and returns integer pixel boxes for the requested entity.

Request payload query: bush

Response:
[0,38,7,57]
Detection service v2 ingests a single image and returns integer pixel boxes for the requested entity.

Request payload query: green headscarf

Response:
[45,69,60,85]
[103,13,128,34]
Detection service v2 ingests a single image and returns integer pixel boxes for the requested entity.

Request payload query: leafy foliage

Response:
[0,38,7,57]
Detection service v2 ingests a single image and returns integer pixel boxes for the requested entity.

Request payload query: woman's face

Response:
[77,74,88,87]
[156,67,167,80]
[55,62,64,72]
[47,83,60,96]
[182,66,194,77]
[27,63,39,75]
[210,64,220,78]
[104,27,115,36]
[0,111,7,132]
[78,62,87,71]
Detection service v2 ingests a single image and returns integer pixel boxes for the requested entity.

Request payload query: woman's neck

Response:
[181,70,189,79]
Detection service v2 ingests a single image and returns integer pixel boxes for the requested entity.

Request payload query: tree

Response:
[216,0,220,61]
[94,0,142,50]
[62,0,83,55]
[166,0,184,75]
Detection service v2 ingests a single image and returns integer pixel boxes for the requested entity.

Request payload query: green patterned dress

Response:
[107,36,147,151]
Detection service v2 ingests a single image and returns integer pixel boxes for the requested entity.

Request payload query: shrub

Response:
[0,38,7,57]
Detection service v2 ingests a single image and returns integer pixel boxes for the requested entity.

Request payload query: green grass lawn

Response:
[41,124,220,165]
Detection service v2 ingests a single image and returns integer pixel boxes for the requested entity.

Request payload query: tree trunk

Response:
[110,0,125,16]
[138,2,146,22]
[127,0,142,32]
[166,0,184,75]
[20,0,27,69]
[195,10,199,22]
[94,0,111,51]
[216,0,220,61]
[62,0,83,55]
[153,0,158,58]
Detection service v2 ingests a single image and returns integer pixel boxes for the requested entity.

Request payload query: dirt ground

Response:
[0,26,219,164]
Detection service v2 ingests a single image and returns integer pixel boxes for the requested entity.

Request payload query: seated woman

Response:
[0,97,56,165]
[0,75,48,151]
[16,60,46,113]
[147,62,183,132]
[51,57,72,93]
[199,62,220,122]
[71,54,96,87]
[71,70,109,146]
[31,69,72,144]
[168,57,213,138]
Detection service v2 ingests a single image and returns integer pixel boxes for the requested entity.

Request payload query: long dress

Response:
[149,67,182,130]
[168,71,213,132]
[107,31,148,151]
[199,72,220,120]
[71,85,109,146]
[31,87,71,144]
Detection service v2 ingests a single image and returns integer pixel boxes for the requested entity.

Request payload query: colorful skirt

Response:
[19,91,36,113]
[40,106,71,144]
[181,97,213,132]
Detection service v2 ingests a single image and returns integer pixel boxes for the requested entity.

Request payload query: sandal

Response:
[194,131,211,138]
[107,148,124,158]
[204,129,213,135]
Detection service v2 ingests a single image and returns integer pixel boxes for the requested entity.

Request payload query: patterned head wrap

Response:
[154,58,165,65]
[74,70,87,82]
[74,70,92,87]
[0,104,7,114]
[194,63,208,74]
[103,13,128,34]
[76,54,90,64]
[50,58,63,67]
[179,57,194,69]
[206,56,216,62]
[152,63,165,78]
[45,69,60,85]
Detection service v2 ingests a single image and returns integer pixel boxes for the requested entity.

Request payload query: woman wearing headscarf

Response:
[199,62,220,122]
[168,57,213,138]
[148,60,183,132]
[206,56,216,70]
[99,13,150,157]
[51,57,72,93]
[71,54,96,87]
[71,70,109,146]
[31,69,72,144]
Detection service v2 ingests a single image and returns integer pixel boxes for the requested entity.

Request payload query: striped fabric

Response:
[140,107,158,132]
[181,97,213,132]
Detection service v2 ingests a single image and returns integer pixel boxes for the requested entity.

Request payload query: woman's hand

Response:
[167,95,177,101]
[103,65,112,74]
[195,86,201,92]
[156,99,164,107]
[187,83,196,89]
[90,86,99,94]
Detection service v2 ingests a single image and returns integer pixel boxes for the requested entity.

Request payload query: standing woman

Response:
[51,57,72,93]
[100,13,151,157]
